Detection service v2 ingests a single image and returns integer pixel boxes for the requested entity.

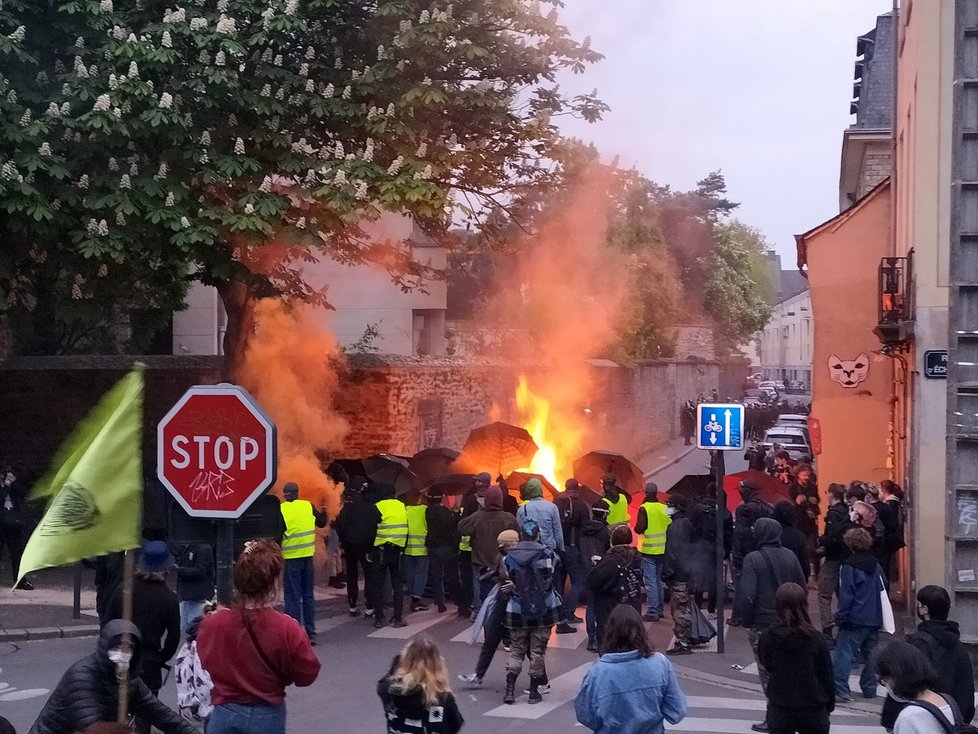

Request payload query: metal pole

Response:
[116,549,135,723]
[216,521,234,605]
[714,450,726,654]
[72,564,82,620]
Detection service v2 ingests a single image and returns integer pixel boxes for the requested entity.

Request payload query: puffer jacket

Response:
[30,620,195,734]
[836,552,884,629]
[587,545,644,632]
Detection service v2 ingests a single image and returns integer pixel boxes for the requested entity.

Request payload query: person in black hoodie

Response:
[586,525,644,646]
[758,583,834,734]
[580,502,612,652]
[880,585,975,729]
[731,480,773,627]
[425,490,458,614]
[772,502,809,583]
[662,494,696,656]
[334,476,381,617]
[555,479,591,625]
[816,484,851,641]
[378,637,464,734]
[175,542,215,637]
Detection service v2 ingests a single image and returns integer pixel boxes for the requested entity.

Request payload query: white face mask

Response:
[108,648,133,673]
[665,506,677,517]
[849,511,860,523]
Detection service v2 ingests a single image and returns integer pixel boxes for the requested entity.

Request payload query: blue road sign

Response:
[696,403,745,451]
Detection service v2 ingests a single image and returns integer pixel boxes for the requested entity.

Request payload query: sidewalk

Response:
[636,435,698,478]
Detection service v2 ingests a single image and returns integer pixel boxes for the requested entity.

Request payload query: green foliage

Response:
[345,320,382,354]
[0,0,604,355]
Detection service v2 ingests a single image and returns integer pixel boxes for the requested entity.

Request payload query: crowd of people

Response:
[12,453,977,734]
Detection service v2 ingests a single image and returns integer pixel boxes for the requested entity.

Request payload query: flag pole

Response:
[117,548,135,723]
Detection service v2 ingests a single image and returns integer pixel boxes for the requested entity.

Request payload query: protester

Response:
[758,583,834,734]
[456,473,491,619]
[371,482,409,628]
[581,502,613,652]
[875,642,961,734]
[880,481,906,579]
[105,540,181,705]
[425,489,457,614]
[586,525,644,645]
[772,501,809,582]
[600,475,630,526]
[881,585,975,728]
[335,476,379,618]
[175,543,215,638]
[403,496,431,612]
[832,527,884,702]
[634,482,670,622]
[788,464,819,577]
[736,518,806,732]
[174,607,215,728]
[378,637,464,734]
[278,481,327,641]
[459,484,519,609]
[516,478,565,555]
[680,400,695,446]
[574,604,688,734]
[555,478,591,625]
[770,451,794,484]
[689,489,725,620]
[197,540,320,734]
[745,442,767,472]
[0,465,30,589]
[661,495,696,656]
[92,552,125,626]
[30,619,196,734]
[503,518,561,704]
[816,484,852,642]
[323,517,345,590]
[730,479,773,627]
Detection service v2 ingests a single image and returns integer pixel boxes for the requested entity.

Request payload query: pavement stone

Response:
[60,625,102,639]
[26,627,63,641]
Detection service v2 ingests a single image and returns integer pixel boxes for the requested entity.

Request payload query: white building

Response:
[172,213,447,356]
[760,288,813,387]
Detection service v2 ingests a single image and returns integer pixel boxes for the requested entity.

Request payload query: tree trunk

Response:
[215,279,256,382]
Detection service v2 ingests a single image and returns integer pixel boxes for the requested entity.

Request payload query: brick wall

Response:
[1,355,729,480]
[858,148,892,198]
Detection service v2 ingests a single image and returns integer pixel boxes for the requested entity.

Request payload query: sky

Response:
[555,0,894,265]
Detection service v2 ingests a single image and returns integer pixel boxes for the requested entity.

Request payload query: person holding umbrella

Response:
[601,475,630,526]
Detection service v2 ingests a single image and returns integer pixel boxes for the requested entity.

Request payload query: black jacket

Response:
[377,656,464,734]
[425,502,457,550]
[662,512,695,584]
[578,520,611,573]
[105,577,180,691]
[30,620,195,734]
[758,624,834,711]
[586,545,643,631]
[736,519,806,628]
[555,493,590,547]
[335,494,381,547]
[733,498,772,569]
[176,544,215,603]
[818,502,853,563]
[880,619,976,728]
[772,504,809,581]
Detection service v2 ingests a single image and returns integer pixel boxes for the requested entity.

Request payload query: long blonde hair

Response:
[393,636,451,707]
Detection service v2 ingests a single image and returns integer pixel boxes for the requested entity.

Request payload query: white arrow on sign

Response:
[709,432,717,445]
[724,409,732,445]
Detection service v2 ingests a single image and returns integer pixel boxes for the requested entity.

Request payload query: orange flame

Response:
[515,376,582,489]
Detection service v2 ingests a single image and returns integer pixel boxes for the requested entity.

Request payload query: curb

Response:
[643,445,698,479]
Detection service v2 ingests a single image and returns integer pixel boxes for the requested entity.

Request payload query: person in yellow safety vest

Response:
[456,472,491,620]
[280,481,327,642]
[403,499,430,612]
[371,482,408,629]
[634,481,671,622]
[601,474,631,525]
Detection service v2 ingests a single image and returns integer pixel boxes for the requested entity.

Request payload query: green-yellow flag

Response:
[16,366,145,587]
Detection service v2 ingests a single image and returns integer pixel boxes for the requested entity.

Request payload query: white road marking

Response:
[736,662,876,696]
[669,719,879,734]
[368,609,450,639]
[484,662,592,719]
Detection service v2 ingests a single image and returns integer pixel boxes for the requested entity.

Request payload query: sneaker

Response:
[328,578,345,589]
[524,683,551,694]
[391,619,408,628]
[666,644,692,656]
[835,694,852,704]
[364,608,375,618]
[750,722,769,733]
[586,636,598,652]
[411,600,429,612]
[373,617,385,629]
[349,608,361,617]
[642,613,661,622]
[567,614,584,624]
[502,643,511,653]
[556,622,577,635]
[458,673,482,686]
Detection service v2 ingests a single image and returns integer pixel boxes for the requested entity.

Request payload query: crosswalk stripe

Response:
[368,609,448,639]
[451,624,588,649]
[736,663,876,697]
[484,662,592,719]
[684,696,765,711]
[669,719,880,734]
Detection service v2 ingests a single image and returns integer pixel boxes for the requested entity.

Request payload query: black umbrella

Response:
[327,459,365,484]
[409,448,461,483]
[426,473,477,497]
[363,454,422,496]
[667,474,713,501]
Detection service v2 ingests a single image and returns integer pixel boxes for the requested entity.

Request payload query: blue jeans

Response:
[562,547,585,616]
[179,600,204,638]
[402,554,430,599]
[209,702,285,734]
[833,625,879,698]
[641,554,664,617]
[283,556,315,637]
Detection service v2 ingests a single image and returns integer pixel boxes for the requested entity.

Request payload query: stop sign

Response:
[157,384,277,519]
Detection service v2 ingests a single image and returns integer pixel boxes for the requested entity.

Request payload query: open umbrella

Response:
[326,459,365,484]
[363,454,422,496]
[409,448,460,483]
[505,471,558,501]
[723,469,791,514]
[425,473,477,497]
[667,474,713,503]
[457,422,538,476]
[572,451,646,495]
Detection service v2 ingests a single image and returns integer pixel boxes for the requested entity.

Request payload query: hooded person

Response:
[30,620,197,734]
[458,484,520,603]
[515,478,564,554]
[334,476,382,617]
[424,488,458,614]
[731,479,773,627]
[772,501,810,583]
[554,478,591,625]
[586,525,645,644]
[661,494,696,656]
[580,501,613,651]
[736,517,806,731]
[456,472,492,619]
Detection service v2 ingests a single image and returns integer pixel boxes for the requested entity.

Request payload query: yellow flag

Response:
[16,366,145,587]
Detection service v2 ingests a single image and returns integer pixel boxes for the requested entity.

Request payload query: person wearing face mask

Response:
[661,495,695,656]
[30,620,196,734]
[816,484,853,646]
[880,586,975,730]
[874,642,968,734]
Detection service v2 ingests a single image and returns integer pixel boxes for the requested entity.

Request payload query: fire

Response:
[515,376,579,489]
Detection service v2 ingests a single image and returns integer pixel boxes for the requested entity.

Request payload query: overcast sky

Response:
[555,0,894,265]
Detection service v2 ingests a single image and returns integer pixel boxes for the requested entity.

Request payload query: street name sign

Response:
[924,350,948,379]
[696,403,744,451]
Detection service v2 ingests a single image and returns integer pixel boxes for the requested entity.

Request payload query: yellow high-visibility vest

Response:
[375,498,408,548]
[638,501,671,555]
[404,504,428,557]
[603,493,630,525]
[281,499,317,560]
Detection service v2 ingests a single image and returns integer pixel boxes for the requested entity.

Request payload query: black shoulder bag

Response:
[240,610,287,685]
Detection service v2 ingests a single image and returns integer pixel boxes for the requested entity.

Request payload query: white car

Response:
[776,414,808,428]
[762,427,812,460]
[774,380,786,392]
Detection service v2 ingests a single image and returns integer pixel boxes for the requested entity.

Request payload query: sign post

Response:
[697,402,744,654]
[158,384,277,603]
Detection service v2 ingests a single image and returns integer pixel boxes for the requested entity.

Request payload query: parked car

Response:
[774,419,810,447]
[775,414,808,428]
[758,380,777,390]
[773,380,786,392]
[758,386,779,402]
[786,380,807,394]
[743,396,763,407]
[761,426,812,461]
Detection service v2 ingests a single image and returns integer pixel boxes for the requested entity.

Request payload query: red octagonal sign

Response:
[158,384,277,519]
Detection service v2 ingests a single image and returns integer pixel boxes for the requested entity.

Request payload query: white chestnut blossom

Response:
[299,63,309,76]
[180,216,191,228]
[216,0,228,10]
[8,26,26,42]
[38,142,52,156]
[127,33,137,43]
[46,102,61,118]
[295,216,306,229]
[128,61,139,77]
[273,54,283,66]
[98,263,109,277]
[233,137,245,155]
[99,0,113,11]
[386,102,395,117]
[275,87,285,100]
[399,20,412,32]
[156,163,168,180]
[364,138,375,162]
[419,9,430,23]
[74,57,89,78]
[116,211,126,225]
[93,94,112,112]
[305,79,314,92]
[108,73,119,90]
[421,164,433,179]
[351,69,360,80]
[215,51,226,66]
[161,30,173,48]
[244,203,255,214]
[16,109,28,125]
[333,170,346,185]
[285,0,299,15]
[387,155,404,175]
[198,50,210,64]
[108,157,119,171]
[261,84,271,96]
[6,90,16,104]
[190,17,207,30]
[261,48,273,63]
[86,219,99,235]
[77,174,90,189]
[163,7,186,22]
[60,101,71,116]
[334,56,342,69]
[98,219,109,236]
[355,181,368,200]
[342,85,351,99]
[200,130,211,146]
[164,192,175,206]
[333,141,344,158]
[416,142,427,158]
[1,162,23,182]
[323,83,334,98]
[216,15,237,34]
[305,46,315,60]
[119,173,131,189]
[258,176,272,192]
[159,92,173,109]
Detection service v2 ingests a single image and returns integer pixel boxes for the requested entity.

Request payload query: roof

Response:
[794,177,890,271]
[763,252,810,305]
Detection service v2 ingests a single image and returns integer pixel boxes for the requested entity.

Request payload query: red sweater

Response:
[197,607,320,706]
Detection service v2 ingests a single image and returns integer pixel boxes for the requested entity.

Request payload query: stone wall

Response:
[673,326,716,361]
[858,148,893,199]
[1,354,729,480]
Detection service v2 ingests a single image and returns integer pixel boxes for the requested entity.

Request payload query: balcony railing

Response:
[875,253,914,348]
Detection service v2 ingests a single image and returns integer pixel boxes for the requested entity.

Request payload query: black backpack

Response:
[910,695,978,734]
[506,549,550,618]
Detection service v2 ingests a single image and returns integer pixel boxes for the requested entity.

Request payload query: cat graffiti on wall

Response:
[828,353,869,388]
